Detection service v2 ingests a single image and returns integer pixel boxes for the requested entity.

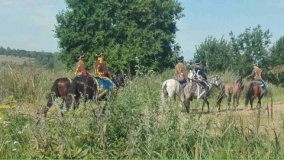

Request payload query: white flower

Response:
[12,148,17,152]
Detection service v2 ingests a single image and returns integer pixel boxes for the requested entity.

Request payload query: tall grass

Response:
[0,62,284,158]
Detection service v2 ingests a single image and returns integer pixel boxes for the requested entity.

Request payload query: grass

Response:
[0,55,34,65]
[0,62,284,158]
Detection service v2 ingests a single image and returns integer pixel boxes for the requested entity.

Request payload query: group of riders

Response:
[74,50,110,78]
[74,50,267,96]
[174,56,267,96]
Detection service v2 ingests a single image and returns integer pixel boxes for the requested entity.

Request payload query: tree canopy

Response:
[193,25,273,75]
[55,0,184,74]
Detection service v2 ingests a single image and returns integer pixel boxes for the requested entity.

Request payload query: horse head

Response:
[235,76,244,91]
[110,73,128,88]
[208,76,221,88]
[187,70,193,80]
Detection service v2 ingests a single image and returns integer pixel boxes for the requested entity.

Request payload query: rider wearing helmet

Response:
[175,56,188,88]
[93,50,110,78]
[74,52,87,77]
[247,63,267,94]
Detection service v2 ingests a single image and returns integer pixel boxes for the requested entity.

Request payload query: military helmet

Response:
[177,56,184,61]
[195,59,201,65]
[96,50,104,56]
[75,52,83,60]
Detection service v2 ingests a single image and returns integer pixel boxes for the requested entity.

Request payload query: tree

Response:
[54,0,184,74]
[270,36,284,66]
[229,25,272,74]
[194,36,232,72]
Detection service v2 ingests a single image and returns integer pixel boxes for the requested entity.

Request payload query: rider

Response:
[74,52,88,77]
[193,60,209,93]
[93,50,110,78]
[247,63,267,94]
[174,56,188,88]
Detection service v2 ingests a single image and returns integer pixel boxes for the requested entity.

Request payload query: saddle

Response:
[93,76,115,99]
[254,80,267,95]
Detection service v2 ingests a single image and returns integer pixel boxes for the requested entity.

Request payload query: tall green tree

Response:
[270,36,284,66]
[55,0,184,74]
[229,25,272,74]
[194,36,232,72]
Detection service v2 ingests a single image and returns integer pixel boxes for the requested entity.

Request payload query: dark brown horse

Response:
[44,73,126,116]
[245,81,263,109]
[44,77,72,115]
[216,77,244,111]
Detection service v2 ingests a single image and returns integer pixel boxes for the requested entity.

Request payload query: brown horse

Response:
[216,77,244,111]
[245,81,263,109]
[44,73,127,116]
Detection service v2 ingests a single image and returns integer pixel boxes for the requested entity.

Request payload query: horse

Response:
[44,77,72,115]
[215,77,244,111]
[183,76,221,113]
[245,81,264,109]
[161,70,193,110]
[44,73,126,116]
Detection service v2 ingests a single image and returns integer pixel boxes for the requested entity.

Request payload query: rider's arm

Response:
[247,69,255,78]
[101,62,109,75]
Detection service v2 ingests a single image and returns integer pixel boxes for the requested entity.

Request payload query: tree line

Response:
[193,25,284,85]
[0,46,56,69]
[54,1,284,85]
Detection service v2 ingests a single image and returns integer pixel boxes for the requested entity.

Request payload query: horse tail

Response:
[161,83,168,107]
[245,82,253,106]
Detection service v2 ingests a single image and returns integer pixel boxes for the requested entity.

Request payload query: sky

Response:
[0,0,284,61]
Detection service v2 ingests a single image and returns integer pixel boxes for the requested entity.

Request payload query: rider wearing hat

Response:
[74,52,87,77]
[175,56,188,87]
[93,50,110,78]
[193,60,209,94]
[247,63,267,94]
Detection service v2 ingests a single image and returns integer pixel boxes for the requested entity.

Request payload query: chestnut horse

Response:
[245,81,263,109]
[215,77,244,112]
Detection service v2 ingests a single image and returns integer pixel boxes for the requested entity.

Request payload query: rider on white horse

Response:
[193,60,210,95]
[174,56,189,88]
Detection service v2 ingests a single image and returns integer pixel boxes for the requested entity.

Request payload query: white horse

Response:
[161,70,193,109]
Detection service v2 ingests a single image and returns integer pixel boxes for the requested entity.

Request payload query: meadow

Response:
[0,59,284,159]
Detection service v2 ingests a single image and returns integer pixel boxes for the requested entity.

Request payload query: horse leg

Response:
[183,97,190,113]
[205,98,210,113]
[227,93,232,109]
[216,94,224,112]
[250,98,254,110]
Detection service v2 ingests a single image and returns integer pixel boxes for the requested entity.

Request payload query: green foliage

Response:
[193,25,274,77]
[194,36,232,73]
[55,0,184,74]
[229,25,272,74]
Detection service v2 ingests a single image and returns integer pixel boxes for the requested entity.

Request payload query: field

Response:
[0,60,284,159]
[0,55,34,65]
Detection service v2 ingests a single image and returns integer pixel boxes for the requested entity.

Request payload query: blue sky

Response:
[0,0,284,61]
